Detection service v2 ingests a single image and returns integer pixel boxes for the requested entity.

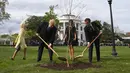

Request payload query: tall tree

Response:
[43,5,59,25]
[26,16,43,38]
[11,33,18,42]
[101,22,113,43]
[0,34,9,38]
[91,20,102,30]
[0,0,10,24]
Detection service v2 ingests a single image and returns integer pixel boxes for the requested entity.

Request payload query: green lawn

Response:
[0,46,130,73]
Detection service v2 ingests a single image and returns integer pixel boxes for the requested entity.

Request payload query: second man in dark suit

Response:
[84,18,102,63]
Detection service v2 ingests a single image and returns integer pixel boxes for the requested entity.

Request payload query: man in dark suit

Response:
[84,18,102,63]
[36,19,57,62]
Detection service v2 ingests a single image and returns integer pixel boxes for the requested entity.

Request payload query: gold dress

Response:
[15,27,27,49]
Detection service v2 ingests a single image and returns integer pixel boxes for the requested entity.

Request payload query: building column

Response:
[63,22,66,34]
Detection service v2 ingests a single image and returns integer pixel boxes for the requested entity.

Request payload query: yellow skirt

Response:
[15,37,27,49]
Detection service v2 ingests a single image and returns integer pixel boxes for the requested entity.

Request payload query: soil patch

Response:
[38,62,101,70]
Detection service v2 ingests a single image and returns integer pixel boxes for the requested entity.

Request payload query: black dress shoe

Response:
[23,57,26,60]
[37,59,41,62]
[97,60,100,62]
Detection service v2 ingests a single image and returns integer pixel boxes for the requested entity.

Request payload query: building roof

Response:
[62,14,76,17]
[122,37,130,39]
[59,14,81,21]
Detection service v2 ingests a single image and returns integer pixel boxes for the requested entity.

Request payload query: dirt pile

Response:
[39,62,101,70]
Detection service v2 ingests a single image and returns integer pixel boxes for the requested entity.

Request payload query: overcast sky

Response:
[0,0,130,34]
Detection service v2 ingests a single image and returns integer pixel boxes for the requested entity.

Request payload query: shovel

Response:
[36,34,67,61]
[74,32,102,60]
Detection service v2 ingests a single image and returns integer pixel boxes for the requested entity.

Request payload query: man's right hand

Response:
[36,33,39,36]
[87,42,90,48]
[100,30,103,34]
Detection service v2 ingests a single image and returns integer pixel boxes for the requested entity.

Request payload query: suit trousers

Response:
[37,41,53,61]
[88,38,100,63]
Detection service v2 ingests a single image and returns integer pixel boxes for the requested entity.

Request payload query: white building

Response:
[0,37,13,45]
[58,14,86,46]
[114,26,125,34]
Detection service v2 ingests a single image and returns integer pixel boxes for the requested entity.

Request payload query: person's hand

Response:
[36,33,39,36]
[73,38,76,41]
[87,42,90,48]
[100,30,103,34]
[48,43,52,49]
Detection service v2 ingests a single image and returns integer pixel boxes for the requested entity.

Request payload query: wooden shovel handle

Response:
[81,32,102,55]
[36,34,59,57]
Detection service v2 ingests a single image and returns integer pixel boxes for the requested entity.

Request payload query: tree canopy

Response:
[43,5,59,25]
[0,0,10,24]
[101,22,113,43]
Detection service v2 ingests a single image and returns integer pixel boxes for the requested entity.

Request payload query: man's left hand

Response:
[87,42,90,48]
[74,38,76,41]
[100,30,103,34]
[48,43,52,49]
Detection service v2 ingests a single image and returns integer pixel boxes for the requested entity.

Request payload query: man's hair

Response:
[84,18,91,23]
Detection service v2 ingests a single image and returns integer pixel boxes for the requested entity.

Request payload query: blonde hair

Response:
[20,17,29,28]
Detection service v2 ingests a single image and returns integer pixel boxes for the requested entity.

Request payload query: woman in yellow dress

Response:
[11,18,28,60]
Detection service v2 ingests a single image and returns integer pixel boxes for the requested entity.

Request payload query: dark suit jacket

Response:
[84,23,102,42]
[84,25,94,42]
[37,22,57,44]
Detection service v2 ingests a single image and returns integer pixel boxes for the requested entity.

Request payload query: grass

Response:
[0,46,130,73]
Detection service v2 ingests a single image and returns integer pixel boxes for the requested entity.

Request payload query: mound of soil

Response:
[38,62,101,70]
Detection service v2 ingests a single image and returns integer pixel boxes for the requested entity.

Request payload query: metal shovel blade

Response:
[74,55,83,60]
[58,57,67,61]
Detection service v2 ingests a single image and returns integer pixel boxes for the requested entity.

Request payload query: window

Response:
[80,26,82,31]
[81,34,83,40]
[76,23,79,30]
